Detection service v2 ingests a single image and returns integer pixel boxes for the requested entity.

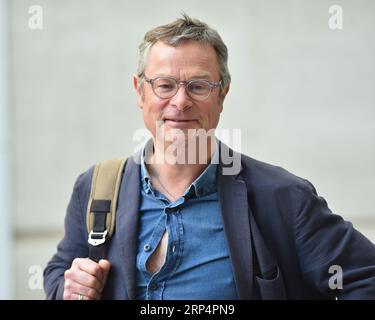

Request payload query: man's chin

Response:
[163,128,195,145]
[165,133,190,147]
[156,125,215,150]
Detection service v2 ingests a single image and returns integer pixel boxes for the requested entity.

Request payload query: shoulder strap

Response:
[86,158,127,262]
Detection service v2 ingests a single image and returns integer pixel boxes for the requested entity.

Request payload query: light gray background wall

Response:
[2,0,374,299]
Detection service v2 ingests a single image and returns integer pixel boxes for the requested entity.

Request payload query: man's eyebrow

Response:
[152,73,213,80]
[191,73,211,79]
[188,73,216,81]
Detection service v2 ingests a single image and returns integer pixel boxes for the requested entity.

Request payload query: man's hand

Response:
[63,258,111,300]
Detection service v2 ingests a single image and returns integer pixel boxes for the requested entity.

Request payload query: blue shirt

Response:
[135,140,238,300]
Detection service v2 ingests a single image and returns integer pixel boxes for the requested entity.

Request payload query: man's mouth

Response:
[163,119,197,127]
[164,119,194,122]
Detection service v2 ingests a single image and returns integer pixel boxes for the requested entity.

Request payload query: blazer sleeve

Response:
[294,179,375,299]
[43,166,94,300]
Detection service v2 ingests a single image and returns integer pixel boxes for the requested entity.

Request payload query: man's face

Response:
[134,40,229,147]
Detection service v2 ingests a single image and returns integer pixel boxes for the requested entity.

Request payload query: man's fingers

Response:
[70,268,103,292]
[64,276,101,300]
[64,290,99,300]
[75,283,101,300]
[63,258,111,300]
[73,258,104,282]
[75,293,85,300]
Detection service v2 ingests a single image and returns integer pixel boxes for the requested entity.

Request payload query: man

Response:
[44,14,375,300]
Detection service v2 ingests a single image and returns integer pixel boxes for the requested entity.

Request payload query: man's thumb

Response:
[99,259,111,280]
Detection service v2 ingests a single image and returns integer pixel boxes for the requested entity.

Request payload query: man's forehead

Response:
[146,41,220,76]
[149,40,216,60]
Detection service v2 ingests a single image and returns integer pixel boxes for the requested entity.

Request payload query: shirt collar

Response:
[140,138,219,198]
[140,139,154,195]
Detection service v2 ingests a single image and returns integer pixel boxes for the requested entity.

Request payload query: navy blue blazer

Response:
[44,142,375,299]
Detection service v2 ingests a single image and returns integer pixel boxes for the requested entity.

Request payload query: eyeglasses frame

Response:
[142,75,222,101]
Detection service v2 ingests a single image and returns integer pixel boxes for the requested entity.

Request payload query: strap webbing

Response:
[86,158,127,262]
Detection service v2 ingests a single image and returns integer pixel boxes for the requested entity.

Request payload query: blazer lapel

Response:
[116,153,141,300]
[217,142,254,299]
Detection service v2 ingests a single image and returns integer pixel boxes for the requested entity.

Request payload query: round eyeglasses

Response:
[143,76,222,101]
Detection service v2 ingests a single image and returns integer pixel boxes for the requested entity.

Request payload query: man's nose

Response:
[170,84,192,112]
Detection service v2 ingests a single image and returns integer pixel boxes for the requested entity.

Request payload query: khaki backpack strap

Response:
[86,158,127,262]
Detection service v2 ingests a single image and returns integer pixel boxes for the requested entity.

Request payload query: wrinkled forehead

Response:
[145,40,221,79]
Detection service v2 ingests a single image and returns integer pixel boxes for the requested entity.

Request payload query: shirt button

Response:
[165,207,175,214]
[149,283,158,291]
[144,244,152,252]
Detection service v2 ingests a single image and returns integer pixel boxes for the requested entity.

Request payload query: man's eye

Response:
[190,82,208,92]
[156,82,174,91]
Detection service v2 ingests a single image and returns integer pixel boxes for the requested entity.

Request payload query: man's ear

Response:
[133,75,144,109]
[221,82,230,101]
[218,82,230,106]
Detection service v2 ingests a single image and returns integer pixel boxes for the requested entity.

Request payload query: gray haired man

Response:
[44,14,375,300]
